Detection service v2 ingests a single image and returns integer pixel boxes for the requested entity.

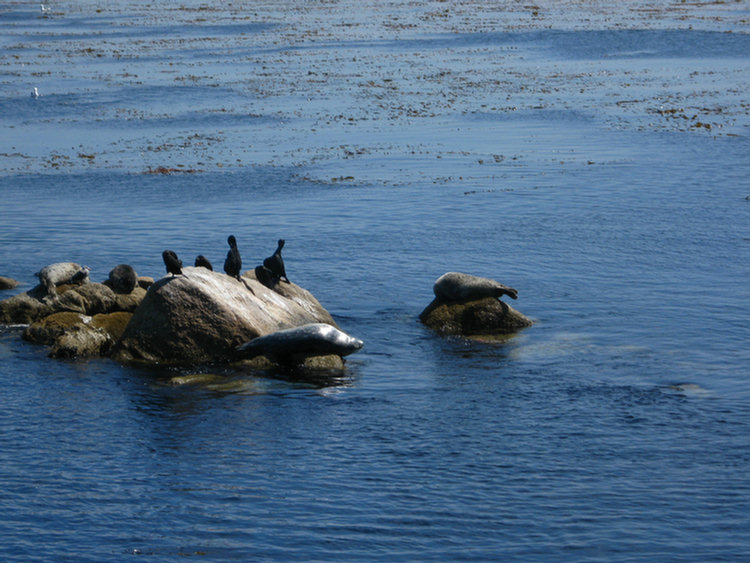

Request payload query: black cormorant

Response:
[263,239,289,283]
[224,235,242,280]
[195,255,213,270]
[162,250,182,277]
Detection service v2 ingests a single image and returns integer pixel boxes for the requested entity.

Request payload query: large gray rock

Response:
[111,267,336,365]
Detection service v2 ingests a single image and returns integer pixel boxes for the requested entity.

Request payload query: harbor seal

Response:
[162,250,182,277]
[224,235,242,280]
[433,272,518,302]
[0,276,19,290]
[35,262,90,295]
[108,264,137,294]
[236,323,363,361]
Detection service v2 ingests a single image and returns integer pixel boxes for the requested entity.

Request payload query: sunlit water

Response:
[1,2,750,561]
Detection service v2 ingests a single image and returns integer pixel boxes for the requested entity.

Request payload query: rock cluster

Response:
[0,265,150,359]
[2,262,531,372]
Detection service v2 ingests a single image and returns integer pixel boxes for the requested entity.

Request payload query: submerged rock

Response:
[420,272,532,337]
[111,266,336,366]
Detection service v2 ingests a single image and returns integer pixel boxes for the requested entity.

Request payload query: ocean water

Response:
[1,1,750,561]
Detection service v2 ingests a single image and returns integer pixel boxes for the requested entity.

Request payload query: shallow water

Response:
[1,1,750,561]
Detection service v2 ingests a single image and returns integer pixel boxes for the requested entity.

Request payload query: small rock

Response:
[50,324,109,358]
[113,286,147,312]
[420,296,532,336]
[137,276,154,290]
[0,287,56,324]
[23,312,90,345]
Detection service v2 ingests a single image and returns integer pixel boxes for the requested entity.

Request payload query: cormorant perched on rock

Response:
[195,255,213,271]
[263,239,289,283]
[223,235,242,280]
[162,250,183,277]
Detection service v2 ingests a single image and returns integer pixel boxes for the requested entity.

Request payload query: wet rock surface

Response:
[420,296,532,337]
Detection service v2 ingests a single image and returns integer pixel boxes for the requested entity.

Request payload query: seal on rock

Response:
[224,235,242,280]
[35,262,90,295]
[236,323,363,361]
[195,255,213,270]
[0,276,19,290]
[108,264,137,294]
[433,271,518,302]
[162,250,183,277]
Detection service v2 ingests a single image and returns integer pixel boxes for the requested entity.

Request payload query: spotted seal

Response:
[35,262,90,295]
[433,271,518,302]
[236,323,364,360]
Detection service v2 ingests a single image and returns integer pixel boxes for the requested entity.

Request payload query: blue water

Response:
[2,2,750,561]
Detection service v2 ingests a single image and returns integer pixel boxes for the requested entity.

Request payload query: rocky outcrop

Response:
[111,267,337,365]
[0,285,57,325]
[23,310,133,358]
[420,272,532,337]
[1,280,147,325]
